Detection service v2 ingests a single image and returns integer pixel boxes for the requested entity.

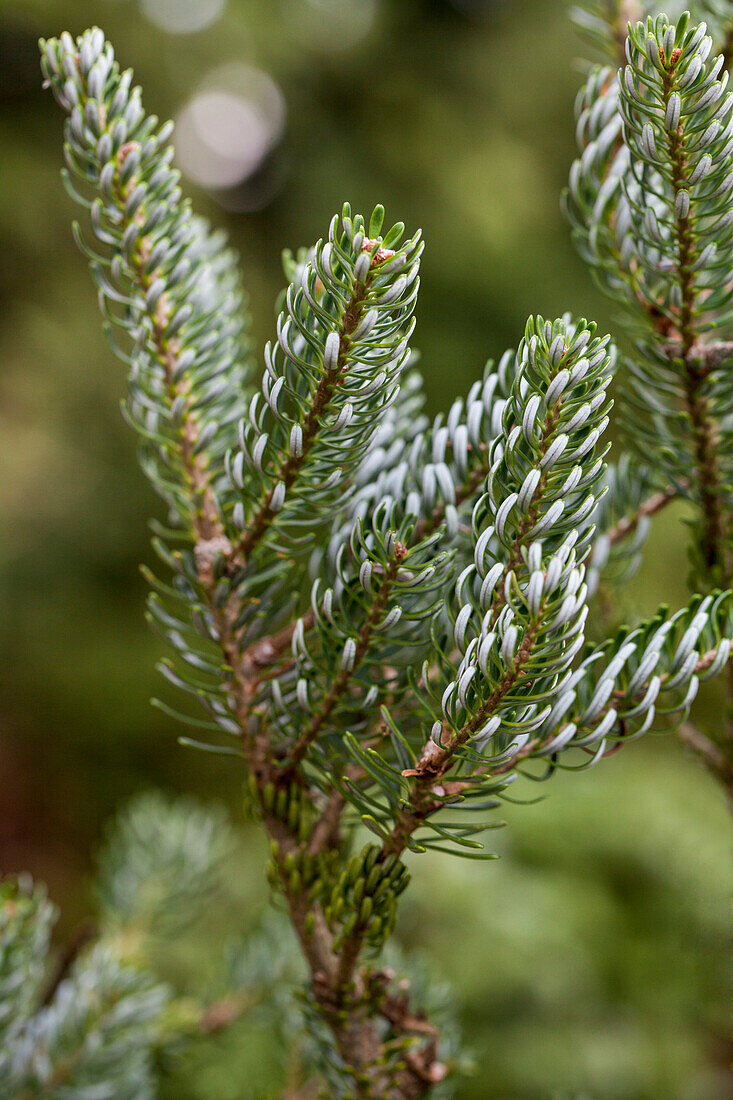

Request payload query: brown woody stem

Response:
[606,484,679,547]
[676,720,733,795]
[664,66,727,584]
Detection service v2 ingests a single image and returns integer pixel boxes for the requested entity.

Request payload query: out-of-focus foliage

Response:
[1,1,731,1098]
[0,795,464,1099]
[4,777,727,1100]
[0,870,167,1100]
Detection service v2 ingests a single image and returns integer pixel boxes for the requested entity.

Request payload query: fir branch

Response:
[41,20,733,1096]
[4,943,168,1100]
[234,277,370,564]
[567,13,733,594]
[404,620,542,782]
[615,15,733,586]
[551,593,733,749]
[267,514,451,775]
[388,619,542,855]
[39,29,251,547]
[230,213,422,576]
[387,600,733,860]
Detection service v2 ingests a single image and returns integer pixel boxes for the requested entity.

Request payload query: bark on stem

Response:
[662,62,732,749]
[664,66,727,584]
[677,720,733,796]
[606,485,679,547]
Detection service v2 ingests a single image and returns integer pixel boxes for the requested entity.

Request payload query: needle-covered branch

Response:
[42,19,733,1098]
[620,14,732,579]
[565,4,733,765]
[40,29,252,544]
[422,318,613,762]
[272,515,451,774]
[567,12,733,588]
[231,209,422,567]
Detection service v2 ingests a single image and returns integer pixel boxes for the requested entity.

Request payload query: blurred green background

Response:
[0,0,730,1097]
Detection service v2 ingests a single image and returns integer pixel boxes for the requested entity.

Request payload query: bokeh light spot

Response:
[175,65,286,191]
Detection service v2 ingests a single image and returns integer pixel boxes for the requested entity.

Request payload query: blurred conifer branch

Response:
[566,3,733,784]
[0,797,228,1099]
[5,795,451,1097]
[27,12,733,1094]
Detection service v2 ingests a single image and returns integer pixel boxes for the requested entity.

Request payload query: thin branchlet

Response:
[661,56,727,581]
[606,483,679,546]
